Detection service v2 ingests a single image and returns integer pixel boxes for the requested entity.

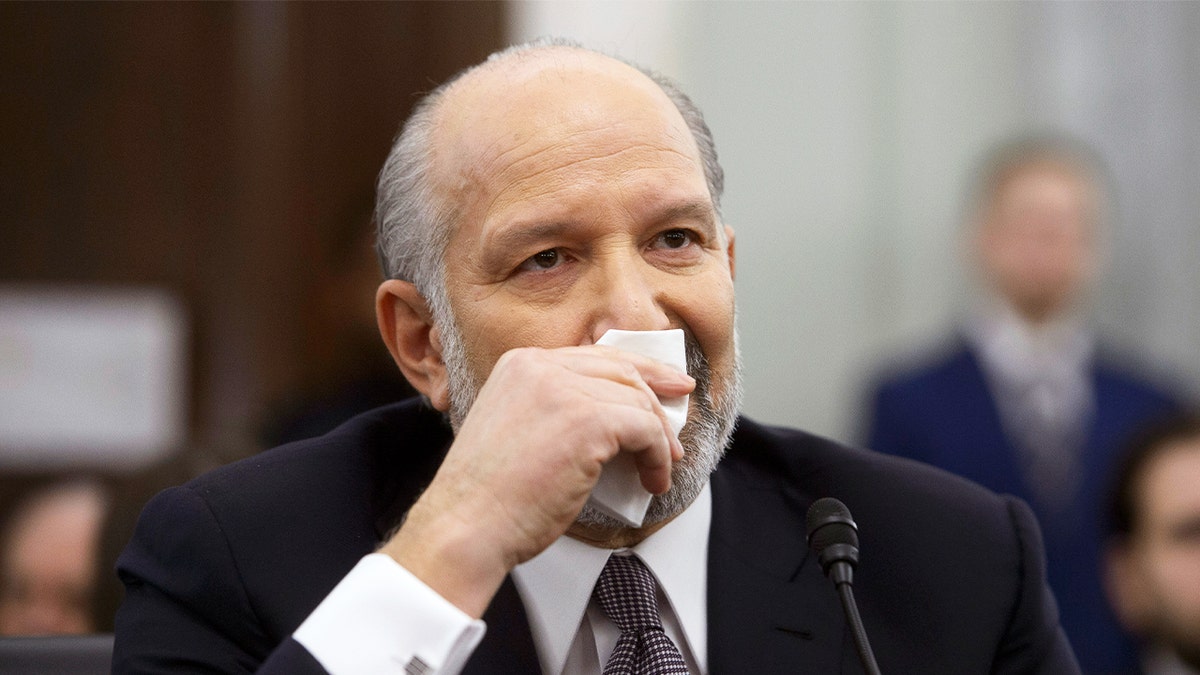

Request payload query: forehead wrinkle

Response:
[474,142,703,229]
[480,220,577,259]
[498,141,699,197]
[472,110,701,181]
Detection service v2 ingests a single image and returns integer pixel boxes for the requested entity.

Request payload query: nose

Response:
[587,255,672,342]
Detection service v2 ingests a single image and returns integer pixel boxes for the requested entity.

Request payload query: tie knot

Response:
[593,554,690,675]
[594,554,664,634]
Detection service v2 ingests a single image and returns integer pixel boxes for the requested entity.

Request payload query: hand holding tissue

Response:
[587,328,689,527]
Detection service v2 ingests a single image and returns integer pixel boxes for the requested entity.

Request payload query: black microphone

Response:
[806,497,882,675]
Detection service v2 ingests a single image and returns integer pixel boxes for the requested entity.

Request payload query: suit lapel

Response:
[954,348,1032,498]
[707,457,847,674]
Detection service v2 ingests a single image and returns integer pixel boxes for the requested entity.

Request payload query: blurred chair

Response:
[0,633,113,674]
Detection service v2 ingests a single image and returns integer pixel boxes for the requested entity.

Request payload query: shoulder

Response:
[719,418,1076,671]
[725,416,1009,522]
[134,398,452,578]
[1093,350,1185,408]
[117,399,454,641]
[159,399,453,573]
[721,417,1032,585]
[868,340,980,400]
[187,398,450,512]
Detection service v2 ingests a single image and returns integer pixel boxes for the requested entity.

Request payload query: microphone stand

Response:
[806,497,883,675]
[837,580,881,675]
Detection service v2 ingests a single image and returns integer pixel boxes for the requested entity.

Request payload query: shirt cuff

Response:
[293,553,486,674]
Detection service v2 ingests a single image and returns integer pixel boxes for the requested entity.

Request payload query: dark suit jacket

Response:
[867,342,1179,674]
[114,398,1078,673]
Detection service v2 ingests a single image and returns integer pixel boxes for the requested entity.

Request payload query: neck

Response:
[566,513,679,549]
[1004,288,1090,328]
[1013,298,1064,326]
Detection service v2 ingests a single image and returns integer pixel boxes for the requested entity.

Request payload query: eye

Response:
[518,248,563,272]
[655,229,696,250]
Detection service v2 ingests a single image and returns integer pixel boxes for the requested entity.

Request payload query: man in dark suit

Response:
[866,135,1180,673]
[114,40,1078,673]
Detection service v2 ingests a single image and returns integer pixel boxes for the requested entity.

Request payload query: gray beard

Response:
[440,314,742,531]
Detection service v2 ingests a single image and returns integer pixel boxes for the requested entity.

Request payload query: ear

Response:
[724,224,736,281]
[376,280,451,411]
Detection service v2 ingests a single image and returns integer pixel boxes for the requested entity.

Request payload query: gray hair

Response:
[374,38,725,321]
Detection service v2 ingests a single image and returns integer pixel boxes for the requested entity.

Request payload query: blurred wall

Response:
[1,2,507,460]
[511,1,1200,442]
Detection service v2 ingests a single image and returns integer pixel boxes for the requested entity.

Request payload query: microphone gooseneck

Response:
[805,497,883,675]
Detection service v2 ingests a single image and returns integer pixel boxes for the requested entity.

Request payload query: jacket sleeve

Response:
[112,485,328,674]
[991,496,1081,675]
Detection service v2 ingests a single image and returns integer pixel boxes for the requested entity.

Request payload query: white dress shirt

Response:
[293,484,712,675]
[512,483,711,675]
[964,299,1095,506]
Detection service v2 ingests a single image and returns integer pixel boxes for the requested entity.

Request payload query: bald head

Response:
[374,41,724,311]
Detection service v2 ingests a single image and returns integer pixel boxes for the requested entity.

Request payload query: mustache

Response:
[681,330,714,433]
[683,330,711,394]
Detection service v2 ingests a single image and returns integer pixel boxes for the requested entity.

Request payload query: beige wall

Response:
[510,1,1200,442]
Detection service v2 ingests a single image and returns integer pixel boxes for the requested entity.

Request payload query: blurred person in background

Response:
[1106,412,1200,675]
[0,478,108,635]
[865,133,1182,673]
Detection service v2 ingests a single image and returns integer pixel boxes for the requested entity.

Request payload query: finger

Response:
[566,356,685,465]
[598,403,675,494]
[600,378,685,464]
[547,346,695,397]
[631,427,675,495]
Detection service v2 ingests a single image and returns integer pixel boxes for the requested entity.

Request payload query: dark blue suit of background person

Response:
[865,134,1183,674]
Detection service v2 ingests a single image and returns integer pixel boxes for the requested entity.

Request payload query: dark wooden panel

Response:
[0,1,507,458]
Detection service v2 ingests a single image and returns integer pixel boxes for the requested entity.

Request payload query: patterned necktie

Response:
[593,554,690,675]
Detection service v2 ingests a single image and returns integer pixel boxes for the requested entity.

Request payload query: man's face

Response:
[426,53,740,527]
[1112,440,1200,666]
[976,162,1100,321]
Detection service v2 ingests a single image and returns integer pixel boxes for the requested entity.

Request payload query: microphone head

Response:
[805,497,860,577]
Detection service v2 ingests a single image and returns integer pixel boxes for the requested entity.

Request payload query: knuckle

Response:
[619,361,640,382]
[498,346,543,372]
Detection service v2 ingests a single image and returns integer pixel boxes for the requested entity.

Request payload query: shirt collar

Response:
[965,297,1094,384]
[511,483,712,675]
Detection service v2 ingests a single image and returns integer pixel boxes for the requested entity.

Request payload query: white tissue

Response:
[586,328,688,527]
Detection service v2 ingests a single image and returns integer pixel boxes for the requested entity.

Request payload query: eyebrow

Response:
[652,200,719,235]
[482,221,576,262]
[482,199,718,258]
